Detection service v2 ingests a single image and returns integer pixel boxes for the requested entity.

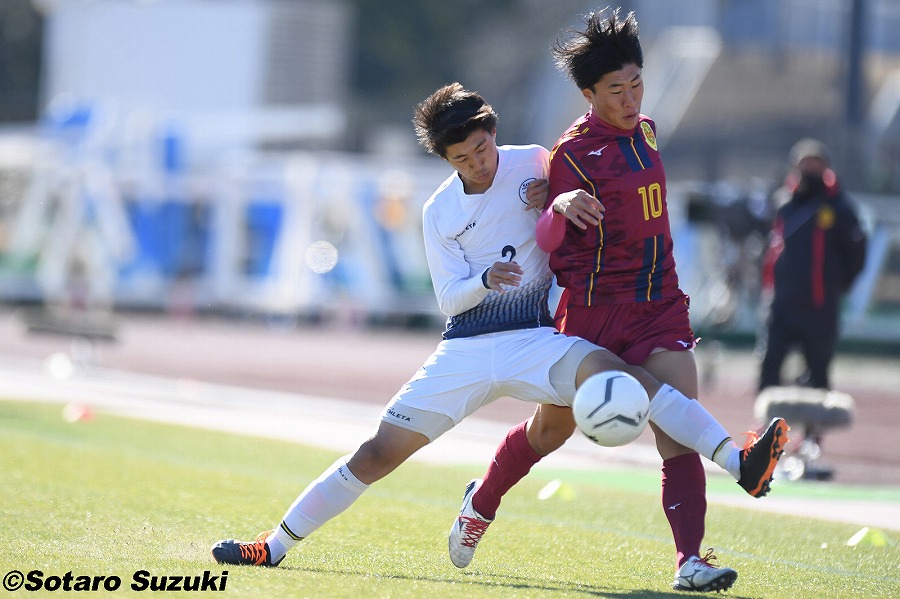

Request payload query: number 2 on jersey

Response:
[638,183,663,221]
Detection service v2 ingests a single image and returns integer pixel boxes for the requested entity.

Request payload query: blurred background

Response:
[0,0,898,350]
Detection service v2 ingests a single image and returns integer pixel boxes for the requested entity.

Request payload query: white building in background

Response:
[38,0,350,157]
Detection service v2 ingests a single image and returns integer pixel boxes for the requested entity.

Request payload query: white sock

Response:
[720,447,742,480]
[266,456,369,562]
[648,385,741,479]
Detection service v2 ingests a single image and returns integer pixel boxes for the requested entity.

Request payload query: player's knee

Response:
[650,422,692,458]
[350,438,403,483]
[350,426,428,483]
[575,350,627,386]
[577,351,660,396]
[528,410,576,455]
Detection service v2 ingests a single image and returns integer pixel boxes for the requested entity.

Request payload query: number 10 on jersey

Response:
[638,183,663,221]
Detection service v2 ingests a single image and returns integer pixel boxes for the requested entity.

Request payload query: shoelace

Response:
[696,548,720,569]
[459,516,490,548]
[238,542,267,565]
[238,532,273,566]
[742,429,761,451]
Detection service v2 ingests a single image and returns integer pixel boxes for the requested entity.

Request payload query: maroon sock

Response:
[661,452,707,568]
[471,420,542,520]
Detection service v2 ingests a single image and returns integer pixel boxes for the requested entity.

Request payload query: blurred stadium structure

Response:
[0,0,897,345]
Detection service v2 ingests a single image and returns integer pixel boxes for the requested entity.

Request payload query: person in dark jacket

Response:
[758,139,868,391]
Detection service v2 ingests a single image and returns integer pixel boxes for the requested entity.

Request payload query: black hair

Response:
[552,8,643,91]
[412,82,498,157]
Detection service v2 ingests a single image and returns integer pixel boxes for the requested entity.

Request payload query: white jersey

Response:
[423,144,554,339]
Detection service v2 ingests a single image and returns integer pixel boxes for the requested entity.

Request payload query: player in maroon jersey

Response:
[448,9,787,593]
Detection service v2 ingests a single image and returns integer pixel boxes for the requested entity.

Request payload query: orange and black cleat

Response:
[211,531,282,567]
[738,417,790,497]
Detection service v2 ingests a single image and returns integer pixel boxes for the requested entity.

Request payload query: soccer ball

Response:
[573,371,650,447]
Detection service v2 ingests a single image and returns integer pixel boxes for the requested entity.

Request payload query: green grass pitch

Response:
[1,399,897,598]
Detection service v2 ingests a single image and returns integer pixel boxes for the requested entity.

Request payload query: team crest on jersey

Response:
[641,121,658,151]
[519,178,537,204]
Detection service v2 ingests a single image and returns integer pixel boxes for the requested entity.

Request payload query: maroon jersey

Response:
[544,111,681,306]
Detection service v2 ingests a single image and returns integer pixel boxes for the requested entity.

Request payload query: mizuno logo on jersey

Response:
[588,145,609,157]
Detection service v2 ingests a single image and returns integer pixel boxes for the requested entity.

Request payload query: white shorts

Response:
[380,328,602,441]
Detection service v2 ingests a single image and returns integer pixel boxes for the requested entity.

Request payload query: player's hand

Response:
[523,179,549,212]
[551,190,605,229]
[485,260,523,292]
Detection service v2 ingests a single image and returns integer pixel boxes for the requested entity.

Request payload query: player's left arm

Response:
[524,179,549,212]
[521,146,551,212]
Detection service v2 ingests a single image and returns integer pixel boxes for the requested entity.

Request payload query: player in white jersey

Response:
[211,83,787,569]
[424,143,555,340]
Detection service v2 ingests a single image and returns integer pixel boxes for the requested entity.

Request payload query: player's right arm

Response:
[548,190,604,230]
[422,207,493,317]
[536,160,605,251]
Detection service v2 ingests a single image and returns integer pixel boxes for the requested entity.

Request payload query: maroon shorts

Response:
[560,293,695,366]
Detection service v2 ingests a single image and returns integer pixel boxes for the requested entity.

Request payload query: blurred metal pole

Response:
[845,0,866,125]
[844,0,867,189]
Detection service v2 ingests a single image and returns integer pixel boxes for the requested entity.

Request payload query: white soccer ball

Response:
[573,371,650,447]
